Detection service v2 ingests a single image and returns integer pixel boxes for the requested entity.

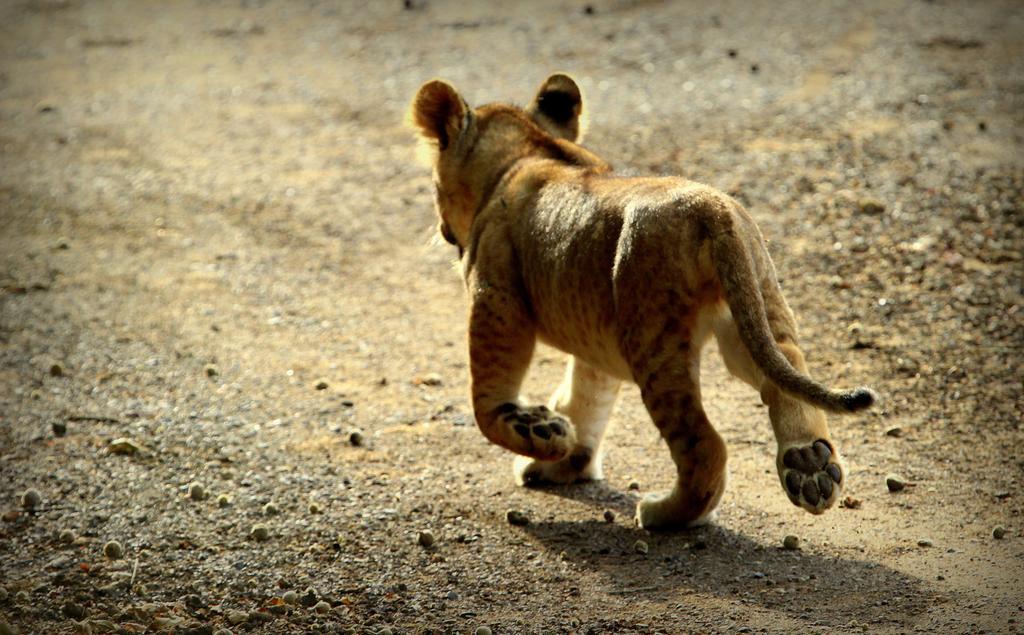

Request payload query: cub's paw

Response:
[779,439,843,514]
[496,403,576,462]
[513,446,601,486]
[636,492,717,531]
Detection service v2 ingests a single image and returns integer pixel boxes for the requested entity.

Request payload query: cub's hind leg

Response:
[622,311,726,530]
[515,356,621,486]
[712,302,844,514]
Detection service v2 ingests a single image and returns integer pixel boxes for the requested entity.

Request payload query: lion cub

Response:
[409,74,875,529]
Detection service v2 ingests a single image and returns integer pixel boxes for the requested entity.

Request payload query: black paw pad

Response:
[812,440,832,465]
[802,479,820,506]
[533,425,551,440]
[782,439,843,510]
[817,473,834,499]
[825,464,842,484]
[785,471,801,496]
[548,421,566,437]
[514,423,530,439]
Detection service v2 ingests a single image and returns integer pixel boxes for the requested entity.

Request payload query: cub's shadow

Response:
[520,482,934,629]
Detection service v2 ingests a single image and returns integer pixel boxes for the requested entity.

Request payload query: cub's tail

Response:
[704,204,876,413]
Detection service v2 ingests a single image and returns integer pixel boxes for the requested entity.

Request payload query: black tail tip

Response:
[842,388,877,412]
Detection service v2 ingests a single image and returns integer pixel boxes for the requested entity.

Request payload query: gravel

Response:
[188,481,207,501]
[20,488,42,510]
[250,525,270,541]
[886,474,907,492]
[102,540,124,559]
[505,510,530,526]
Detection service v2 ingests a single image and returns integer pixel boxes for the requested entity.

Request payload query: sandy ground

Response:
[1,1,1022,633]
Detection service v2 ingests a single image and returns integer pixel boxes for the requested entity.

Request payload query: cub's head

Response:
[409,73,602,252]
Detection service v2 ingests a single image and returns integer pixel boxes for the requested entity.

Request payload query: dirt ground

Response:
[1,1,1022,633]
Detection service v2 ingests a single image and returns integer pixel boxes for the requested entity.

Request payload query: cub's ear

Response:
[409,80,470,151]
[527,73,585,142]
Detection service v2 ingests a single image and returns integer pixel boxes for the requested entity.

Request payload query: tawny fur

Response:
[409,75,875,529]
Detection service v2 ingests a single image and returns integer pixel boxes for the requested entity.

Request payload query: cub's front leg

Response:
[468,282,577,461]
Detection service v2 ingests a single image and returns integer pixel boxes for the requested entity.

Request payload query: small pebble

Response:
[62,600,87,620]
[349,430,365,447]
[727,48,737,57]
[475,628,493,635]
[415,373,443,386]
[886,474,906,492]
[783,535,800,550]
[263,502,280,516]
[446,590,459,601]
[299,588,318,607]
[282,590,298,604]
[59,529,76,544]
[603,509,616,523]
[251,524,270,541]
[188,482,206,501]
[627,481,640,491]
[103,540,124,559]
[313,600,331,614]
[204,364,218,377]
[505,510,530,526]
[633,539,649,555]
[217,494,231,508]
[858,198,886,215]
[21,488,42,510]
[226,610,248,625]
[885,426,903,437]
[992,525,1006,539]
[917,538,933,547]
[418,531,435,548]
[308,502,321,514]
[49,363,64,377]
[582,4,594,15]
[108,438,142,455]
[314,380,328,390]
[52,421,67,437]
